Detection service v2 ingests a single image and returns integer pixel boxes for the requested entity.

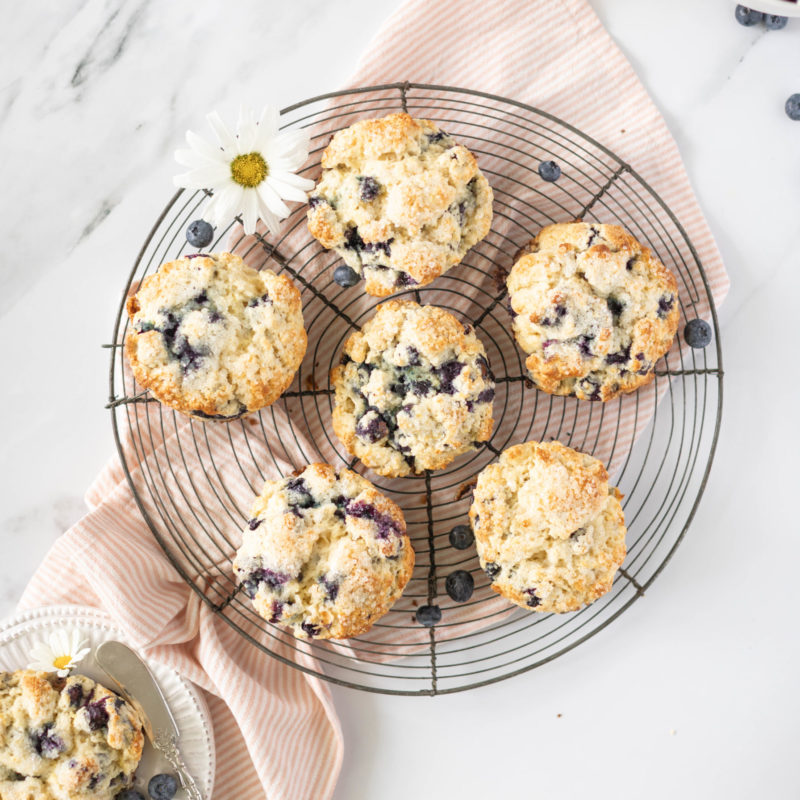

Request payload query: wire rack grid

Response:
[106,83,723,695]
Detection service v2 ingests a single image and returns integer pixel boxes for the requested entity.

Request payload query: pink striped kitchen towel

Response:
[16,1,728,799]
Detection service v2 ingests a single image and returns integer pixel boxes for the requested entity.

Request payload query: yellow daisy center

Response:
[230,152,268,188]
[53,655,72,669]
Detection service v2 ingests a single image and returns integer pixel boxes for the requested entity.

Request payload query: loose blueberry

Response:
[538,160,561,182]
[116,791,146,800]
[445,570,474,603]
[148,773,178,800]
[734,5,762,25]
[333,265,360,288]
[786,94,800,121]
[449,524,474,550]
[684,318,712,348]
[415,605,442,626]
[764,14,787,29]
[185,219,214,248]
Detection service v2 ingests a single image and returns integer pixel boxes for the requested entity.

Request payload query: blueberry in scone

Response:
[233,463,414,640]
[0,670,145,800]
[307,113,494,296]
[330,300,495,478]
[469,440,626,614]
[125,252,307,419]
[507,222,680,401]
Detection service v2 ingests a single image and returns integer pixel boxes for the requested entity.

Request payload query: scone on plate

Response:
[469,440,626,613]
[125,252,307,419]
[0,670,144,800]
[331,300,495,478]
[233,463,414,640]
[307,112,493,296]
[507,222,680,401]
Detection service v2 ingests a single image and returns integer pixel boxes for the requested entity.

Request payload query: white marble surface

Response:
[1,1,798,797]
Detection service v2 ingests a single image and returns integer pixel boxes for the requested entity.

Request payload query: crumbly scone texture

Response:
[125,252,307,419]
[469,441,626,613]
[330,300,495,478]
[233,463,415,640]
[0,670,144,800]
[507,222,680,401]
[307,113,494,296]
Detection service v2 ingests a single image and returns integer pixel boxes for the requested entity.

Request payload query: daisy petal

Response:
[270,170,316,194]
[272,128,312,157]
[174,148,218,170]
[186,130,228,163]
[266,174,311,203]
[257,195,282,236]
[204,183,244,228]
[237,106,258,153]
[206,110,238,152]
[259,106,280,138]
[241,189,259,235]
[257,182,291,219]
[174,163,231,190]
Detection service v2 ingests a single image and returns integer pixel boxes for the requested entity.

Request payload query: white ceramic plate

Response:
[0,605,215,799]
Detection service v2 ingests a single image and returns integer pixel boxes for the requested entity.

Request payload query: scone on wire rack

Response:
[507,222,680,401]
[233,463,414,640]
[469,440,626,614]
[307,112,494,296]
[331,300,495,478]
[0,670,144,800]
[125,252,306,419]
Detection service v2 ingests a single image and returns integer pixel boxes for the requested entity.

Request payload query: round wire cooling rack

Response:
[107,83,723,695]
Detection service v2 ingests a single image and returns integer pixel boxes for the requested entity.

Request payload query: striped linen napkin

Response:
[16,1,729,799]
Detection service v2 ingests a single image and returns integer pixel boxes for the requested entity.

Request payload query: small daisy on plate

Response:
[27,629,90,677]
[174,105,315,236]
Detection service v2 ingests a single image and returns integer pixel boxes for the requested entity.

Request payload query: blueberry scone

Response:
[0,670,144,800]
[507,222,680,401]
[233,463,414,639]
[469,441,626,613]
[125,252,307,419]
[331,300,495,478]
[307,113,493,296]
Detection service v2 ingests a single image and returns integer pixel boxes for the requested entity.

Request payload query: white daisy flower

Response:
[174,106,315,236]
[27,629,91,677]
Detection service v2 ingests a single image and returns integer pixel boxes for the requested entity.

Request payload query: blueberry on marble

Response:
[449,524,474,550]
[116,791,146,800]
[358,176,381,202]
[764,14,788,29]
[734,5,762,25]
[483,562,501,581]
[333,265,360,288]
[148,773,178,800]
[684,318,712,348]
[538,160,561,182]
[415,605,442,627]
[524,588,541,608]
[186,219,214,248]
[445,570,474,603]
[785,94,800,121]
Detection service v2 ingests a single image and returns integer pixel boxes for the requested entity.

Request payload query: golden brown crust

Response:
[233,464,414,640]
[307,113,493,296]
[469,441,627,613]
[124,252,307,418]
[507,222,680,401]
[331,300,495,477]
